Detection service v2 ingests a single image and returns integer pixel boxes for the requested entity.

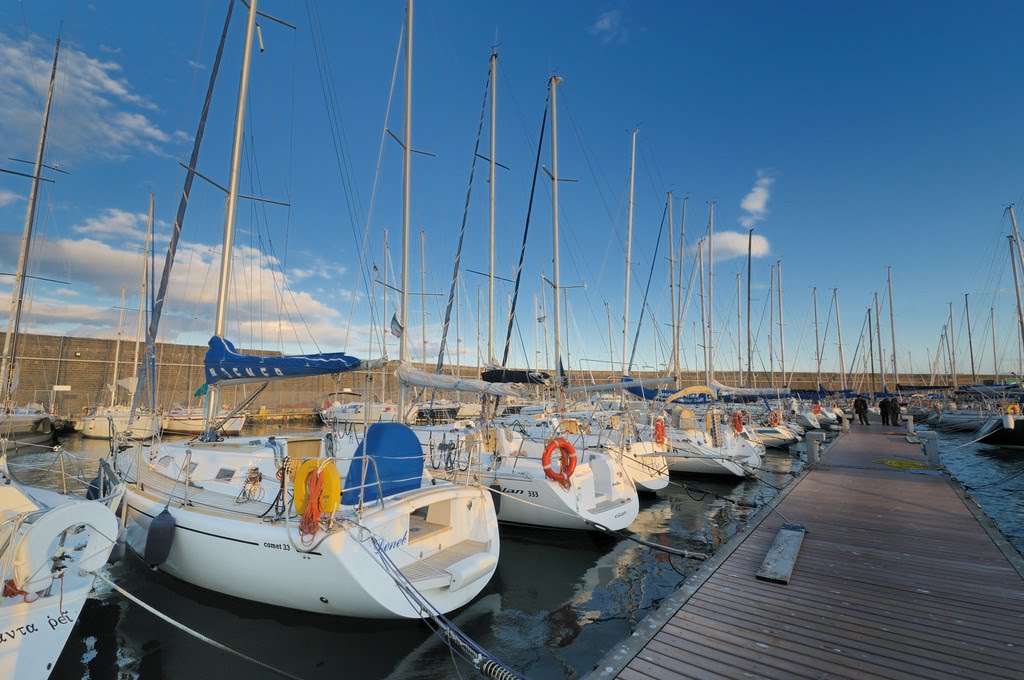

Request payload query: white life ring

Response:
[14,500,118,592]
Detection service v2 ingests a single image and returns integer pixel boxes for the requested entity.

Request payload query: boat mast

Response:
[867,307,876,395]
[622,129,638,377]
[487,50,497,366]
[1008,234,1024,367]
[667,192,677,379]
[777,260,785,386]
[420,230,426,364]
[874,293,885,392]
[381,229,389,401]
[991,307,998,380]
[706,201,715,382]
[964,293,976,384]
[676,196,687,383]
[1,38,60,412]
[834,288,847,391]
[736,273,742,385]
[697,239,708,384]
[110,286,127,410]
[205,0,258,429]
[813,287,821,390]
[1008,205,1024,299]
[746,229,753,386]
[947,302,957,387]
[397,0,413,421]
[549,74,564,412]
[768,263,775,388]
[887,266,899,388]
[130,194,154,407]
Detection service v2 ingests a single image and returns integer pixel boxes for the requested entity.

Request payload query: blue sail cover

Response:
[341,423,425,506]
[203,336,361,386]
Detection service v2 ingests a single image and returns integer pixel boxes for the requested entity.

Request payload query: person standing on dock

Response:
[889,398,902,426]
[879,397,891,426]
[854,395,869,425]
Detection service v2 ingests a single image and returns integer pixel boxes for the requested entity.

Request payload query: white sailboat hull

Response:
[76,412,162,440]
[162,412,246,436]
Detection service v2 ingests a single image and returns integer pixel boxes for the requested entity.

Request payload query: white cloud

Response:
[98,44,120,54]
[0,189,22,207]
[739,171,775,228]
[589,10,629,45]
[706,231,771,262]
[0,208,359,351]
[0,32,168,160]
[72,208,150,239]
[187,59,207,70]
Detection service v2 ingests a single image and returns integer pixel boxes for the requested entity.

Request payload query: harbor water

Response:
[29,424,1019,679]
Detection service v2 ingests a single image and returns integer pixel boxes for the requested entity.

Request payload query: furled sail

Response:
[203,336,361,386]
[709,379,791,398]
[480,368,550,385]
[396,363,522,397]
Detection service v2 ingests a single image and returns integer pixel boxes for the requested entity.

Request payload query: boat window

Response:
[157,456,172,467]
[215,468,235,481]
[188,462,199,476]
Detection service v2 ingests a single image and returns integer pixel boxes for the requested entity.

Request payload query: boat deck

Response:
[590,424,1024,680]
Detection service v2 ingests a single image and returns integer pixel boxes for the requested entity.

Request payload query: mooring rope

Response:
[90,571,304,680]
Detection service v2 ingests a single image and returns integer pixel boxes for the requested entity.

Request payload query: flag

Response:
[194,383,209,398]
[390,313,404,339]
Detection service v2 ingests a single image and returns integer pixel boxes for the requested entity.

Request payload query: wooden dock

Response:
[590,424,1024,680]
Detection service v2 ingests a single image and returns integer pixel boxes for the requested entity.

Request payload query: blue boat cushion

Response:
[341,423,425,505]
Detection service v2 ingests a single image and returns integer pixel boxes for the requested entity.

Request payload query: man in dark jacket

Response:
[879,397,891,426]
[853,396,869,425]
[889,397,901,426]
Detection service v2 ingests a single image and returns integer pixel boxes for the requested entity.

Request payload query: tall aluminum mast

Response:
[964,293,976,384]
[397,0,413,420]
[834,288,847,391]
[887,266,899,387]
[203,0,258,430]
[706,201,715,381]
[549,75,564,412]
[1,39,60,411]
[487,50,497,365]
[621,129,638,377]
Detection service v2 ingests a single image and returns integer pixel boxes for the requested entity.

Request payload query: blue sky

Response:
[3,1,1024,384]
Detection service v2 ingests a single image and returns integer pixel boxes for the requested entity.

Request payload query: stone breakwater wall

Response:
[2,332,960,417]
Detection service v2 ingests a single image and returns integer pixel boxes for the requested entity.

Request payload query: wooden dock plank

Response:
[589,427,1024,680]
[692,587,1024,671]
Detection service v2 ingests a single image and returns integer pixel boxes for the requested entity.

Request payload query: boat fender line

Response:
[14,500,119,592]
[653,417,666,445]
[352,522,525,680]
[144,508,176,569]
[583,518,707,560]
[90,571,303,680]
[542,438,577,485]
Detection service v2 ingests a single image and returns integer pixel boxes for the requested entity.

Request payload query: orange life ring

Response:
[542,438,577,484]
[812,404,822,415]
[732,411,744,433]
[653,418,666,445]
[769,410,781,426]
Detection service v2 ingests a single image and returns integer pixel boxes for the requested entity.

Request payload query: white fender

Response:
[14,500,119,592]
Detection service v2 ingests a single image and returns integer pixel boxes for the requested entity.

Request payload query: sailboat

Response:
[408,73,640,529]
[113,0,499,619]
[77,196,161,440]
[0,37,123,678]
